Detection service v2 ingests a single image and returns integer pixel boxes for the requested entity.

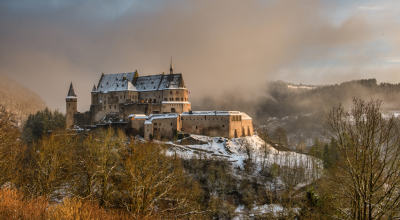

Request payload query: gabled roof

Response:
[96,72,186,93]
[67,82,76,97]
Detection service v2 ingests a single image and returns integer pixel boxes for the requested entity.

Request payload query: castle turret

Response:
[91,84,98,105]
[66,82,77,128]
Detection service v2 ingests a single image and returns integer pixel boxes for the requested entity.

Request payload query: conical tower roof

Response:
[91,84,97,92]
[67,82,76,97]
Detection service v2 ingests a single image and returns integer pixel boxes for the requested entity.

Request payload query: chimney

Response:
[123,76,126,81]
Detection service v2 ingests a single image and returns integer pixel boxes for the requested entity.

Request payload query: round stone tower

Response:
[66,82,77,128]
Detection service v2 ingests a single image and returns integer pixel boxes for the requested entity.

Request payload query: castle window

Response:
[175,98,179,101]
[181,98,183,101]
[114,105,116,109]
[196,126,198,129]
[124,95,125,99]
[170,91,173,94]
[144,87,146,89]
[109,105,111,109]
[155,123,157,126]
[223,125,225,127]
[164,98,167,101]
[69,104,70,106]
[170,123,172,126]
[159,123,161,126]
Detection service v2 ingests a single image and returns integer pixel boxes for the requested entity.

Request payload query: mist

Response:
[0,0,399,115]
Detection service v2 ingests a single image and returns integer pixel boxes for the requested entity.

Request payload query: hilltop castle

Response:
[66,59,253,140]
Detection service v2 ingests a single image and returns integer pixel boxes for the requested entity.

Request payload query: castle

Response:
[66,59,253,140]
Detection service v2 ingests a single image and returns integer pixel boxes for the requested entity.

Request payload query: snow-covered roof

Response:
[240,112,252,120]
[66,96,77,99]
[128,114,148,119]
[144,113,178,124]
[115,81,137,92]
[161,101,191,104]
[96,73,185,93]
[181,111,243,116]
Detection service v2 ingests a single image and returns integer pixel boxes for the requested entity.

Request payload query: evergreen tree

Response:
[322,144,331,169]
[21,108,66,142]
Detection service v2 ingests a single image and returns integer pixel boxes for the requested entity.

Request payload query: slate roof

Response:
[96,73,185,93]
[67,82,76,97]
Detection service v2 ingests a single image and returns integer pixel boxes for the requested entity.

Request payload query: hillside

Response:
[0,75,47,125]
[165,134,321,218]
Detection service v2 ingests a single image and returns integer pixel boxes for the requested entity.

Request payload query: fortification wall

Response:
[181,114,229,137]
[241,119,254,136]
[144,117,179,140]
[161,102,190,113]
[74,111,92,128]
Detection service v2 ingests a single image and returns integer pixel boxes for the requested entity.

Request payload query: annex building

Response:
[66,60,253,140]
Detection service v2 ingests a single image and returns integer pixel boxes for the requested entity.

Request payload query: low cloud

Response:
[0,0,399,115]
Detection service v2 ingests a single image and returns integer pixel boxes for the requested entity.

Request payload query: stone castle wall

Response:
[181,114,230,137]
[144,117,181,140]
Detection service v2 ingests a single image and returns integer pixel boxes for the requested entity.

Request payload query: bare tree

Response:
[324,98,400,219]
[122,141,204,219]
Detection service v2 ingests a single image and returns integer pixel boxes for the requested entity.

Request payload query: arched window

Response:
[196,126,198,129]
[69,103,70,106]
[171,108,176,113]
[154,99,156,103]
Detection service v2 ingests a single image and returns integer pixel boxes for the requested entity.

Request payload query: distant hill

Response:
[0,75,47,125]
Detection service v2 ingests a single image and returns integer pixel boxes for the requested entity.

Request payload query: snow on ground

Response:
[166,134,321,180]
[234,203,299,219]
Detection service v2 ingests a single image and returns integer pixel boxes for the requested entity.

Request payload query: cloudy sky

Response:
[0,0,399,112]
